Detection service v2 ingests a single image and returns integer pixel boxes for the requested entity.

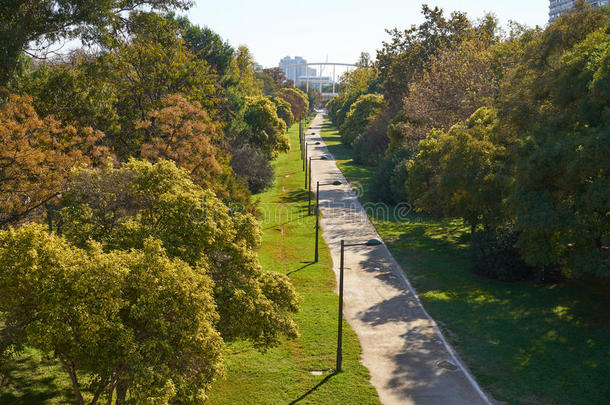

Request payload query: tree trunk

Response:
[57,355,85,405]
[115,379,128,405]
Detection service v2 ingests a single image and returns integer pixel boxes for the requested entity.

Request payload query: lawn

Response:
[205,120,380,404]
[0,119,381,405]
[321,118,610,405]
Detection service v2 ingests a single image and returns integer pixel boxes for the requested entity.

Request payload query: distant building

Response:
[549,0,609,22]
[278,56,319,85]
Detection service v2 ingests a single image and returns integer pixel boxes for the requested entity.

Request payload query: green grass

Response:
[205,121,380,404]
[321,118,610,405]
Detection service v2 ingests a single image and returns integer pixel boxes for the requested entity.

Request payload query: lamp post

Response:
[314,180,342,262]
[308,156,328,214]
[336,238,383,372]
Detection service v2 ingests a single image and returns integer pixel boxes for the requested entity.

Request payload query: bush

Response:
[470,225,536,282]
[369,148,412,204]
[352,109,391,166]
[231,144,275,193]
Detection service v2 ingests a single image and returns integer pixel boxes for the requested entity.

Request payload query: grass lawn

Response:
[321,118,610,405]
[0,119,380,405]
[205,120,380,404]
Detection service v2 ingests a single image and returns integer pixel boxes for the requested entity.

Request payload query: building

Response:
[549,0,609,22]
[278,56,317,85]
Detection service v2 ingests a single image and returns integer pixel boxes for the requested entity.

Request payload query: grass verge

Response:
[321,118,610,405]
[205,121,380,404]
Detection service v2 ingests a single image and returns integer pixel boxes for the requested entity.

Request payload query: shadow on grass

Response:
[288,373,336,405]
[287,262,315,276]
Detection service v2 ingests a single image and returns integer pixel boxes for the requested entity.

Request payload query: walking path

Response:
[307,112,492,405]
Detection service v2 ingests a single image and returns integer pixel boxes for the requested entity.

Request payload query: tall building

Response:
[278,56,318,85]
[549,0,609,22]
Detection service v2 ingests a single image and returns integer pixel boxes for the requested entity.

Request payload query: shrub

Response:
[370,148,412,204]
[470,225,536,282]
[231,144,275,193]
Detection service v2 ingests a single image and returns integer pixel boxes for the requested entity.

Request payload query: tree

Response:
[231,46,263,97]
[340,94,384,145]
[502,6,610,277]
[0,224,223,404]
[0,93,105,228]
[259,67,293,95]
[59,160,300,349]
[0,0,191,85]
[241,96,290,159]
[277,88,309,120]
[407,107,509,232]
[271,96,295,126]
[231,144,275,194]
[136,94,230,196]
[396,37,497,150]
[103,12,219,158]
[376,5,472,109]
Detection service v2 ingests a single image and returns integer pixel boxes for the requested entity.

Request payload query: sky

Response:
[187,0,550,68]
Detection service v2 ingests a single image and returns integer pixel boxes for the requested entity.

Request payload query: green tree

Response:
[340,94,384,145]
[0,224,223,404]
[271,96,295,126]
[503,7,610,276]
[0,0,190,85]
[407,108,509,232]
[241,96,290,159]
[59,159,300,348]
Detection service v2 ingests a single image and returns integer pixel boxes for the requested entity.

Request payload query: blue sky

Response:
[187,0,549,68]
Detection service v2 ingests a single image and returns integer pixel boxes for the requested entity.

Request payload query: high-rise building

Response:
[549,0,609,22]
[279,56,308,84]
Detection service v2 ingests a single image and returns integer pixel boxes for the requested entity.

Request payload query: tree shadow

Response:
[288,372,336,404]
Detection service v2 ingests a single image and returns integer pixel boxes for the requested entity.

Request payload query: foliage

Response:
[369,148,412,204]
[135,94,238,200]
[0,0,191,85]
[270,96,294,126]
[231,144,275,194]
[241,96,290,159]
[376,5,476,108]
[102,12,219,158]
[340,94,384,145]
[277,87,309,120]
[501,6,610,277]
[470,225,537,282]
[397,37,498,149]
[0,93,105,228]
[259,67,293,95]
[59,159,300,349]
[0,223,223,404]
[406,108,509,230]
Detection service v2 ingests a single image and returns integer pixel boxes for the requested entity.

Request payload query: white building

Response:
[549,0,609,22]
[279,56,317,85]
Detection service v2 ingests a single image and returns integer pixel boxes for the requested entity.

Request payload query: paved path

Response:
[307,112,492,405]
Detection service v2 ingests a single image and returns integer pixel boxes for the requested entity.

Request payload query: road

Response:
[307,111,493,405]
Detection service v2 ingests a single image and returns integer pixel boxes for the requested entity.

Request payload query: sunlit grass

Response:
[321,118,610,405]
[206,120,380,404]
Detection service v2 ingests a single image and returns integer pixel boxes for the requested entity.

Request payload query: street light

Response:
[336,238,383,373]
[314,180,342,262]
[308,155,329,214]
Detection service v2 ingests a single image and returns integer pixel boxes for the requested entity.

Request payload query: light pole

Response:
[308,156,328,214]
[304,143,308,186]
[336,238,383,373]
[314,180,342,262]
